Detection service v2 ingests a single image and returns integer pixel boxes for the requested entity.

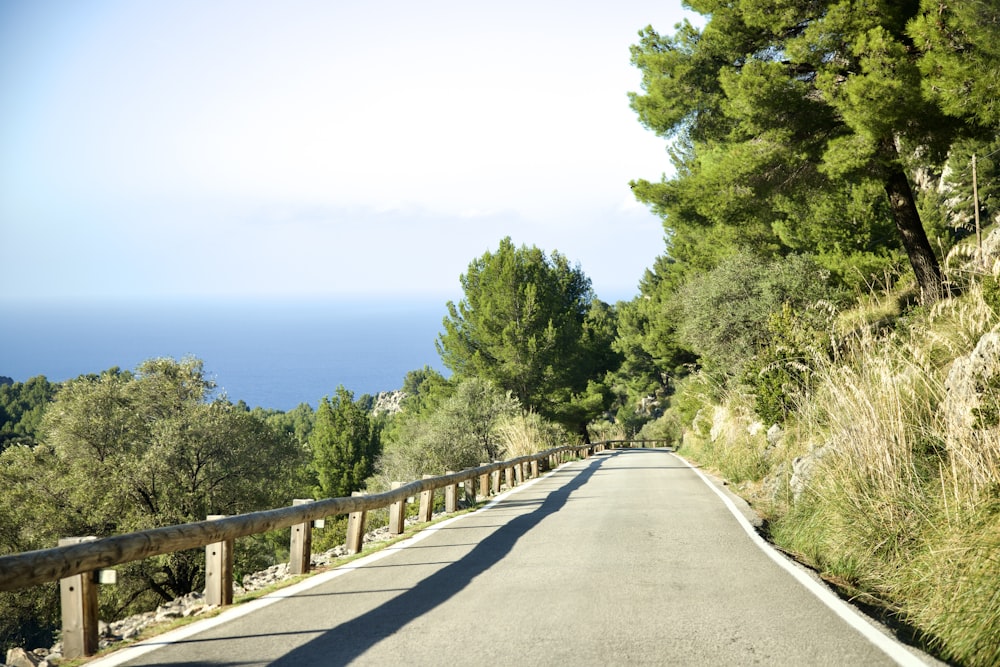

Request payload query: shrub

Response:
[374,378,521,486]
[674,252,840,377]
[744,301,836,425]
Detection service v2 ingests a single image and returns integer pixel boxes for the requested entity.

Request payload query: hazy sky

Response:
[1,1,692,303]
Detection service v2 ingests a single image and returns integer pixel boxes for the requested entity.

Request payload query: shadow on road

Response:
[261,452,612,666]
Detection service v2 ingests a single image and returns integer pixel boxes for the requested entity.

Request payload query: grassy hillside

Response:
[647,244,1000,666]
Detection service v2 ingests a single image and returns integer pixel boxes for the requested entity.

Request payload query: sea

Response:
[0,297,452,411]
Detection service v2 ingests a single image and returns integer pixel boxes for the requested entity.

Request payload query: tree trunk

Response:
[881,141,943,303]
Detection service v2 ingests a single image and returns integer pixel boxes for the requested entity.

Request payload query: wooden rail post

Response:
[464,471,477,505]
[388,482,406,535]
[491,467,501,495]
[478,464,490,500]
[289,499,314,575]
[504,465,514,489]
[530,459,539,479]
[346,492,367,555]
[205,515,234,607]
[59,536,99,659]
[445,471,458,513]
[418,475,435,523]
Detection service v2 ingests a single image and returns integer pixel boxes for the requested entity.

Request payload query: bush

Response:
[375,378,521,485]
[674,252,840,377]
[744,301,836,425]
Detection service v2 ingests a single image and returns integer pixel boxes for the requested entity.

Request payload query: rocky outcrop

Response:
[941,329,1000,441]
[789,445,828,501]
[372,390,406,416]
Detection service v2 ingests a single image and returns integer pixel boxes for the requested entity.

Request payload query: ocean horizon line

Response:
[1,298,451,411]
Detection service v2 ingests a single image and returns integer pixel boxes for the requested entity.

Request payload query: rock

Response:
[637,395,662,418]
[941,329,1000,441]
[183,604,207,618]
[5,648,42,667]
[758,468,783,503]
[372,391,406,416]
[766,424,783,447]
[708,406,728,442]
[789,446,826,500]
[981,227,1000,262]
[747,421,765,436]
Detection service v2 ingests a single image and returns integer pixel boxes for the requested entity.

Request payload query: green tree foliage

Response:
[629,0,959,302]
[400,366,453,414]
[612,256,699,401]
[33,359,302,532]
[675,252,838,377]
[437,237,619,435]
[255,402,316,447]
[0,376,58,451]
[376,378,521,483]
[378,367,453,453]
[910,1,1000,130]
[309,386,381,499]
[746,301,837,425]
[0,358,305,653]
[938,137,1000,237]
[546,298,623,437]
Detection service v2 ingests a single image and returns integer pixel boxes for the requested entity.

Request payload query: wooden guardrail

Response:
[0,438,670,657]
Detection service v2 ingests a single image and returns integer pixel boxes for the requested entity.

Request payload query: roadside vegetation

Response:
[3,2,1000,664]
[618,3,1000,664]
[661,261,1000,666]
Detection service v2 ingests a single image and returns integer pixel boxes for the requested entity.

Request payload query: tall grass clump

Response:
[774,330,941,589]
[674,383,770,485]
[770,279,1000,666]
[904,504,1000,666]
[495,411,567,459]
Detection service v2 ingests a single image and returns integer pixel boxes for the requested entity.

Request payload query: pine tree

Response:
[629,0,962,302]
[310,386,380,499]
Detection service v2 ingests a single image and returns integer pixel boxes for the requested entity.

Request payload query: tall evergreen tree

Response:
[310,386,380,499]
[437,237,618,435]
[0,376,58,451]
[629,0,961,302]
[911,1,1000,130]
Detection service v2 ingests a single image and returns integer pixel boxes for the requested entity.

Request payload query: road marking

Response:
[677,453,928,667]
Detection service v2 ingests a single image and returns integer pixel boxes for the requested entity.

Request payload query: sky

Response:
[1,1,693,304]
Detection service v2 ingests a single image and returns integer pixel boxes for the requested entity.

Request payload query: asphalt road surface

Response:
[95,449,933,666]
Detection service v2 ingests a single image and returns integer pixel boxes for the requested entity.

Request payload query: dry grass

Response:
[677,390,770,486]
[781,287,1000,666]
[674,275,1000,666]
[495,411,565,459]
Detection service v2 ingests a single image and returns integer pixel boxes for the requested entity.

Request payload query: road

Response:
[95,449,931,666]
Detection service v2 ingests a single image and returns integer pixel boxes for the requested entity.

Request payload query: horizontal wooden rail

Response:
[0,442,667,592]
[1,438,672,658]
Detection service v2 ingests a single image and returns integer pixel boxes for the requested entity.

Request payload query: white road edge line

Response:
[677,453,928,667]
[87,463,562,666]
